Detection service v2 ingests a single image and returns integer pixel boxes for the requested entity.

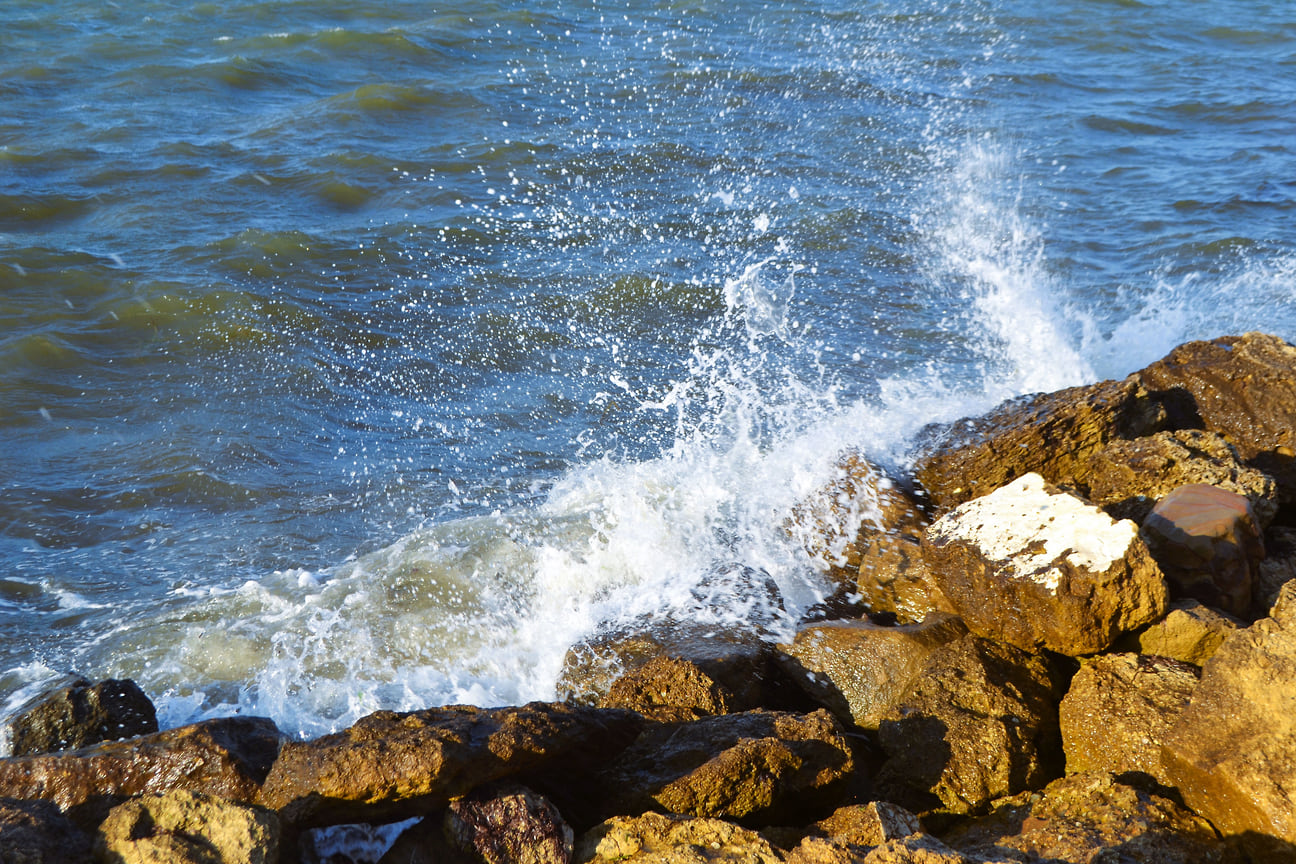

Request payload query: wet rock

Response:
[942,771,1236,864]
[0,716,282,829]
[3,675,158,757]
[446,786,573,864]
[600,655,735,723]
[789,451,894,582]
[1137,331,1296,501]
[257,702,641,831]
[776,614,968,729]
[557,621,780,711]
[576,812,784,864]
[877,635,1062,815]
[0,797,94,863]
[924,473,1168,656]
[913,376,1167,513]
[1256,525,1296,615]
[1141,484,1263,617]
[94,789,280,864]
[588,709,853,828]
[1161,580,1296,857]
[1110,598,1242,665]
[1082,429,1278,527]
[1058,653,1198,783]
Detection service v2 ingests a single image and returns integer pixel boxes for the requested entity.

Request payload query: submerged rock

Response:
[924,473,1167,656]
[1110,598,1243,666]
[942,771,1237,864]
[1058,653,1198,784]
[1082,428,1278,527]
[876,635,1062,815]
[1161,581,1296,858]
[0,716,282,829]
[3,675,158,757]
[913,376,1167,513]
[1137,331,1296,501]
[257,702,641,830]
[94,789,280,864]
[776,614,968,730]
[1141,483,1263,617]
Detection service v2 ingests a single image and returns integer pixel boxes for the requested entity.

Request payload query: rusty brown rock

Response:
[0,716,281,829]
[0,797,94,863]
[599,655,734,723]
[924,473,1168,656]
[1137,331,1296,501]
[1082,429,1278,527]
[256,702,641,831]
[776,614,968,730]
[1161,580,1296,857]
[590,709,853,828]
[913,376,1167,513]
[1111,598,1243,665]
[876,635,1062,815]
[1058,653,1199,784]
[94,789,280,864]
[446,786,573,864]
[1141,484,1263,617]
[3,676,158,758]
[942,771,1237,864]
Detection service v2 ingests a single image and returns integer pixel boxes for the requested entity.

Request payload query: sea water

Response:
[2,0,1294,739]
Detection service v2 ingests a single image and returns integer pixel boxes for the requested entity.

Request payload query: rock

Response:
[876,635,1062,815]
[1141,484,1263,617]
[3,675,158,757]
[923,473,1168,656]
[557,621,780,711]
[446,786,573,864]
[576,812,784,864]
[600,656,735,723]
[0,716,282,829]
[853,835,994,864]
[776,614,968,729]
[1058,653,1199,783]
[913,376,1167,513]
[1160,580,1296,857]
[378,816,464,864]
[1137,332,1296,501]
[1111,598,1242,665]
[0,797,94,863]
[810,801,922,846]
[94,789,280,864]
[257,702,641,831]
[1081,429,1278,527]
[788,451,894,581]
[853,488,955,626]
[588,709,853,828]
[1256,526,1296,615]
[942,771,1236,864]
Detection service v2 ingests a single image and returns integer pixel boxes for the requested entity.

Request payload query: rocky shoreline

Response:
[5,331,1296,863]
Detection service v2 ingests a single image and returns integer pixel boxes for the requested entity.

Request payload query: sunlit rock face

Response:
[923,473,1168,656]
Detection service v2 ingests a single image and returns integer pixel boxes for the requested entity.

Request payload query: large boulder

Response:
[599,656,735,723]
[0,797,94,863]
[0,716,282,829]
[1160,581,1296,858]
[576,812,784,864]
[942,771,1237,864]
[876,635,1062,815]
[1111,598,1243,666]
[1141,484,1263,618]
[3,675,157,757]
[257,702,641,831]
[446,786,574,864]
[94,789,280,864]
[1081,429,1278,527]
[776,614,968,729]
[1058,653,1198,784]
[923,473,1168,656]
[1137,332,1296,501]
[913,376,1167,513]
[586,709,853,829]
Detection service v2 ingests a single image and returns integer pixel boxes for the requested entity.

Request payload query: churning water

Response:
[2,0,1294,737]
